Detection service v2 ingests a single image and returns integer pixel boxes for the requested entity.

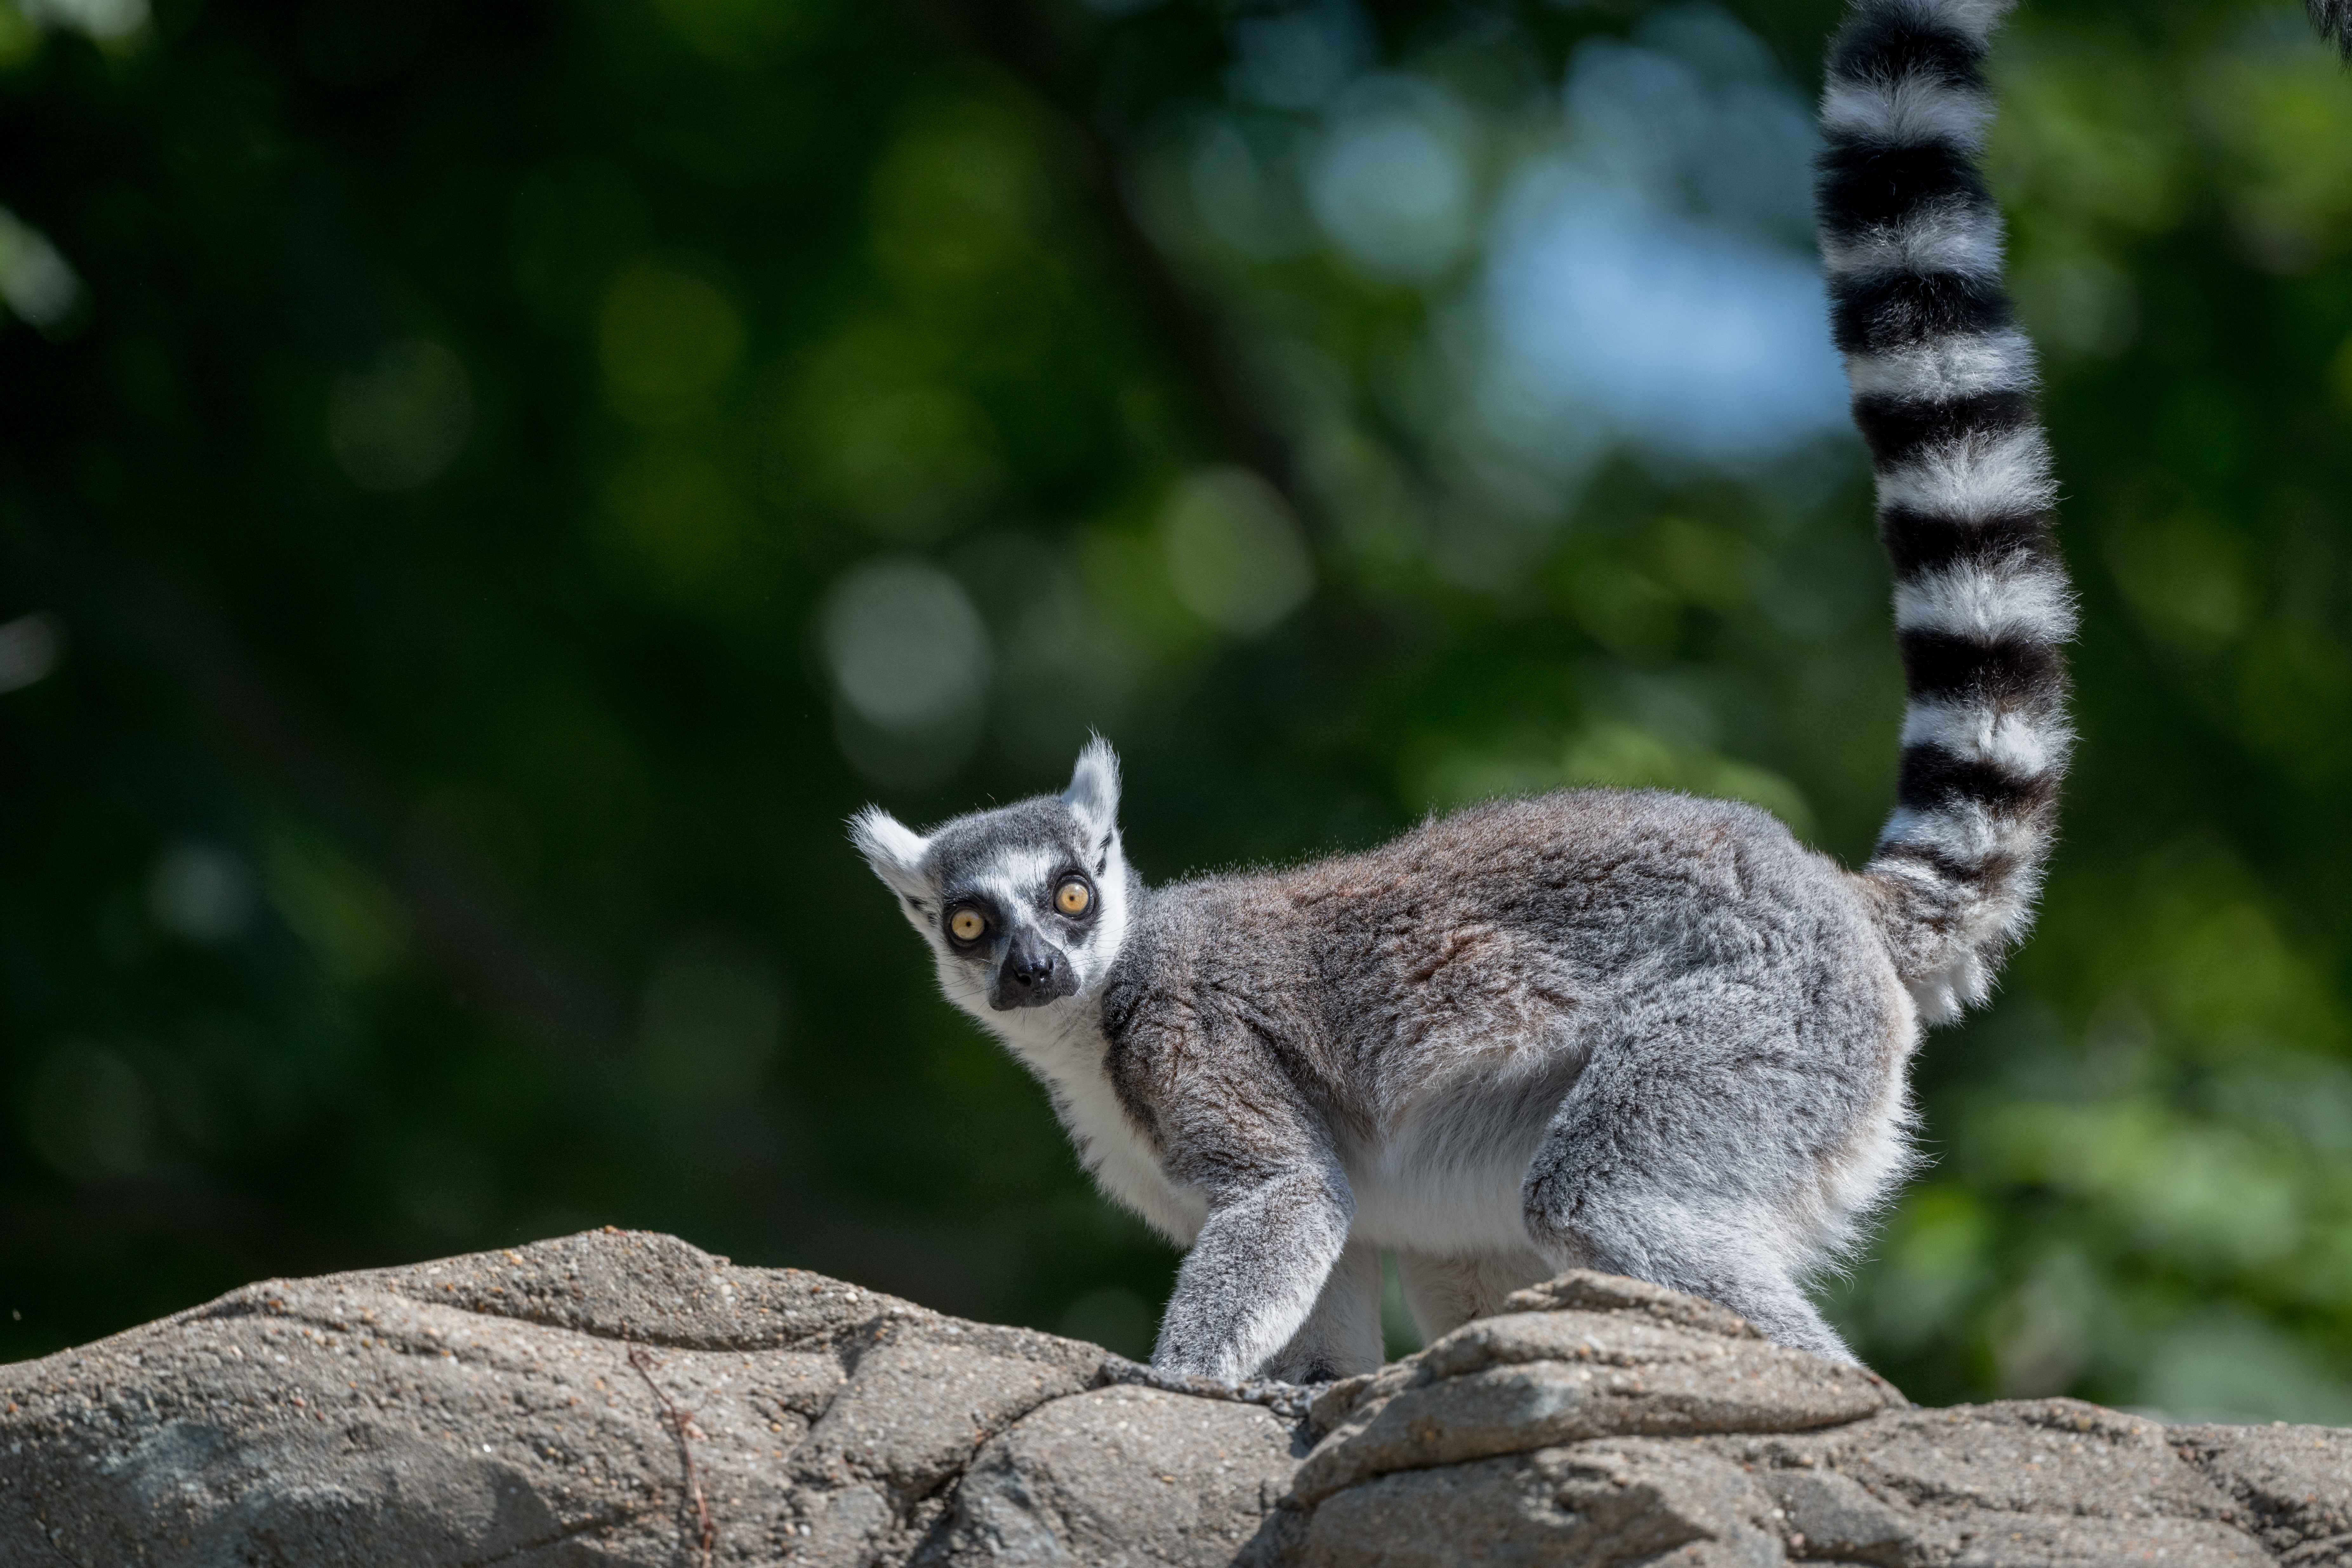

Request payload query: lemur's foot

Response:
[1090,1353,1318,1421]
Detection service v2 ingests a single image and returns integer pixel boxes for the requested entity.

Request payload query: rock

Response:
[2170,1422,2352,1562]
[1307,1439,1782,1568]
[1290,1277,2329,1567]
[5,1239,2350,1567]
[1498,1273,1767,1340]
[929,1383,1303,1566]
[1293,1302,1899,1505]
[1759,1466,1913,1563]
[0,1229,1106,1567]
[1719,1399,2278,1566]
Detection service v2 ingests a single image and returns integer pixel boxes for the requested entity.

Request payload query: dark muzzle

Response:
[990,935,1075,1009]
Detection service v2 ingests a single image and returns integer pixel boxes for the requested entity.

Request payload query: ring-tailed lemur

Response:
[849,0,2316,1379]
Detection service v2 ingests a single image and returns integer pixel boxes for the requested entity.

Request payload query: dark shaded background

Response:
[3,0,2350,1420]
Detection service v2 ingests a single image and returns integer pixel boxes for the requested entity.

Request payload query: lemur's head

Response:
[850,738,1133,1016]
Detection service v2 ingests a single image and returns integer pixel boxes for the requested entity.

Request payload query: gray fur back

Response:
[1101,791,1916,1267]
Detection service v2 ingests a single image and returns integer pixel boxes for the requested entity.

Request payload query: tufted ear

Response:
[849,806,933,906]
[1062,736,1122,847]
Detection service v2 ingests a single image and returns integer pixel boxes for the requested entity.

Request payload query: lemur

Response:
[851,0,2339,1381]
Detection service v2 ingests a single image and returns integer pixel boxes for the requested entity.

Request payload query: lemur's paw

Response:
[1090,1354,1317,1421]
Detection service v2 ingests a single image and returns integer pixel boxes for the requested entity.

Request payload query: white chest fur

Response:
[958,988,1207,1247]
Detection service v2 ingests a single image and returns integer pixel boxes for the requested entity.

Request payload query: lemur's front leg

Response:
[1152,1154,1355,1381]
[1263,1236,1384,1383]
[1119,984,1353,1381]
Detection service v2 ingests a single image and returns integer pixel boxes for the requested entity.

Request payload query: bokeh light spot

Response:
[0,610,64,693]
[1161,467,1314,636]
[822,559,992,734]
[1483,170,1848,461]
[18,0,147,42]
[148,840,253,945]
[796,329,1004,539]
[1308,78,1473,280]
[0,206,87,336]
[598,254,743,415]
[328,339,472,491]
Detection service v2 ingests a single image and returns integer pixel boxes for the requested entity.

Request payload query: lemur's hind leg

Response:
[1259,1235,1382,1383]
[1393,1246,1552,1344]
[1518,980,1901,1364]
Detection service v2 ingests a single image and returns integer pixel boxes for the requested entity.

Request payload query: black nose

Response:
[992,935,1072,1010]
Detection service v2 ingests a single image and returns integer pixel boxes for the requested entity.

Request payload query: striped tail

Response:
[1817,0,2073,1025]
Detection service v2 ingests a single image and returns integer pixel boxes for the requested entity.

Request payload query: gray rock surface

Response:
[1306,1440,1784,1568]
[1292,1301,1899,1505]
[3,1229,2347,1567]
[1715,1401,2277,1566]
[929,1384,1303,1567]
[2169,1422,2352,1564]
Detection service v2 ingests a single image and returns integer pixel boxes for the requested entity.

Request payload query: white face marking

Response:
[980,848,1060,921]
[886,829,1133,1015]
[1069,833,1129,991]
[971,848,1097,968]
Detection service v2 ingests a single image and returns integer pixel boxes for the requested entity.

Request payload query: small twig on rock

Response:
[625,1343,717,1567]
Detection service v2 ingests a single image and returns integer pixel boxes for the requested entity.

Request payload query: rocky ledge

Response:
[4,1230,2348,1566]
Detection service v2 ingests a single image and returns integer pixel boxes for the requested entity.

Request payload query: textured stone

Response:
[928,1383,1303,1566]
[2171,1423,2352,1564]
[1719,1399,2274,1566]
[0,1229,1104,1567]
[1294,1288,1897,1505]
[1307,1439,1782,1568]
[1498,1273,1767,1340]
[1760,1467,1914,1564]
[5,1239,2348,1567]
[1934,1514,2279,1565]
[1807,1400,2237,1518]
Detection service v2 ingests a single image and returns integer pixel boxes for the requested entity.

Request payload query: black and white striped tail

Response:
[1818,0,2072,1024]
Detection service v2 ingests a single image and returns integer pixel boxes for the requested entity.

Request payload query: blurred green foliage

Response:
[2,0,2350,1424]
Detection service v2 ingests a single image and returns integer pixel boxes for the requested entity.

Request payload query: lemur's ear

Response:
[850,806,932,903]
[1062,736,1122,846]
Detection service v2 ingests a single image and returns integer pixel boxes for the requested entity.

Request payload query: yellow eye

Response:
[1055,878,1092,916]
[949,909,986,943]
